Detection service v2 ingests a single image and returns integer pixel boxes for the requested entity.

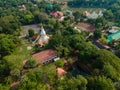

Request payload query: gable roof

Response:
[50,11,63,19]
[56,68,66,76]
[32,49,58,63]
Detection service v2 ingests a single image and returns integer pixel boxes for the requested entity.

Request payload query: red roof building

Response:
[50,11,64,21]
[32,49,59,64]
[19,5,26,11]
[56,68,66,76]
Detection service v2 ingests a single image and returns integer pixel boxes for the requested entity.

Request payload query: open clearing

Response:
[73,22,96,32]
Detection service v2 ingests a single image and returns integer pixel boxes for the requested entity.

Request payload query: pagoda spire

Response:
[40,24,46,36]
[33,23,49,47]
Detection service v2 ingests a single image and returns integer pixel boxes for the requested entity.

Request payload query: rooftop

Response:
[107,30,120,42]
[47,3,53,8]
[32,49,58,63]
[56,68,66,76]
[109,29,118,34]
[50,11,63,19]
[92,40,110,49]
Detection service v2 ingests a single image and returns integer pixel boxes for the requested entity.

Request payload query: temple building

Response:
[34,25,49,47]
[38,26,49,46]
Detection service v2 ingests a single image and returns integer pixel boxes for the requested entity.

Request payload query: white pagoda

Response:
[38,26,49,46]
[34,25,49,47]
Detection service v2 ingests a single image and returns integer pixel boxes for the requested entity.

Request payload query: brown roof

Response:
[57,68,66,76]
[32,49,58,62]
[50,11,63,19]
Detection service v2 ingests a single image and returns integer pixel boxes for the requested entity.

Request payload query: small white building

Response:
[86,11,103,19]
[19,5,26,11]
[109,29,118,34]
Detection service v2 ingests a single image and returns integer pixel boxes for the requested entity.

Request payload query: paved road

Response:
[21,24,40,36]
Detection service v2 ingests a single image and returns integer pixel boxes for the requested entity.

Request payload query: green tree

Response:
[100,37,108,45]
[54,59,64,67]
[87,76,115,90]
[0,34,16,56]
[56,75,87,90]
[77,42,98,62]
[0,60,10,80]
[115,49,120,58]
[0,15,20,34]
[28,28,34,37]
[0,84,10,90]
[20,75,28,84]
[73,11,80,21]
[95,17,108,29]
[54,21,63,30]
[24,12,34,24]
[53,4,61,11]
[55,45,70,57]
[92,50,120,80]
[24,59,37,68]
[94,29,102,39]
[38,12,49,23]
[11,68,20,81]
[104,10,114,20]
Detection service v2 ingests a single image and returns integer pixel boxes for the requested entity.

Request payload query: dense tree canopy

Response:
[0,34,16,57]
[87,76,115,90]
[1,0,120,90]
[0,15,20,34]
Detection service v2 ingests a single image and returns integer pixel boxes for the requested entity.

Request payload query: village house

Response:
[56,67,66,76]
[32,49,60,64]
[50,11,64,21]
[92,40,110,49]
[19,5,26,11]
[107,30,120,42]
[108,26,119,34]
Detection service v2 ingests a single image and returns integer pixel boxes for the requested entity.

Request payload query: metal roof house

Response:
[107,30,120,42]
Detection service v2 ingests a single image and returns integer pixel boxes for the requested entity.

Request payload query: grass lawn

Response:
[4,40,33,69]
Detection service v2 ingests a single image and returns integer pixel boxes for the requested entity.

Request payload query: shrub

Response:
[54,59,64,67]
[24,59,37,69]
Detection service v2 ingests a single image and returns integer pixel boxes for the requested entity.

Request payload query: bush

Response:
[24,59,37,69]
[54,59,64,67]
[100,37,108,45]
[28,29,34,37]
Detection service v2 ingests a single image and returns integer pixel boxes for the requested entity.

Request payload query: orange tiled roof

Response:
[32,49,58,63]
[50,11,63,19]
[57,68,66,76]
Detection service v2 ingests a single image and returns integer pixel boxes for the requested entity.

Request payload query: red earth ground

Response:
[73,22,96,32]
